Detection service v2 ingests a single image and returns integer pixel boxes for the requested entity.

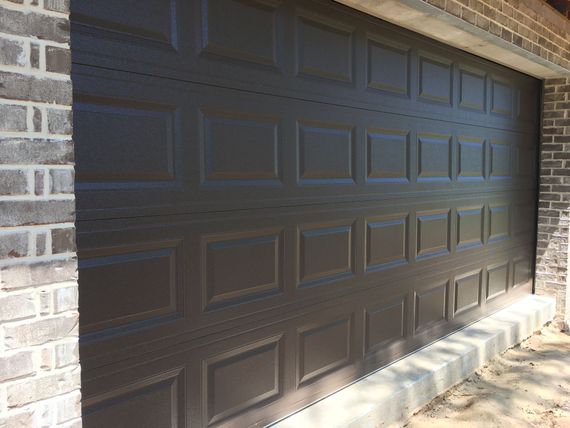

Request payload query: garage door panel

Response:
[77,190,534,369]
[83,364,186,428]
[74,66,536,220]
[80,246,533,427]
[71,1,538,136]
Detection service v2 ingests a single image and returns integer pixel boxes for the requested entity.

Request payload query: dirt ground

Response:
[403,323,570,428]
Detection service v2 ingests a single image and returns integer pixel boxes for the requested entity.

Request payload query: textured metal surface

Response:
[71,0,539,426]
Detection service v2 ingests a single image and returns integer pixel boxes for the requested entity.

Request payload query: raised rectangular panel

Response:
[204,335,282,425]
[490,141,511,179]
[367,38,409,95]
[201,0,279,66]
[515,145,535,177]
[417,133,452,181]
[454,269,482,315]
[72,0,176,45]
[83,369,183,428]
[488,205,510,242]
[418,56,452,104]
[364,298,406,353]
[487,262,508,300]
[367,128,410,183]
[202,110,280,184]
[297,13,354,82]
[457,136,485,180]
[298,121,354,183]
[366,214,408,270]
[417,210,450,259]
[79,240,182,336]
[298,316,352,385]
[299,221,354,286]
[202,228,283,310]
[459,69,486,111]
[491,80,513,116]
[513,203,534,235]
[74,96,176,187]
[415,282,448,332]
[513,256,531,287]
[456,207,484,250]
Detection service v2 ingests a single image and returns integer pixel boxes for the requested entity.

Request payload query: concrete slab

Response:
[272,295,555,428]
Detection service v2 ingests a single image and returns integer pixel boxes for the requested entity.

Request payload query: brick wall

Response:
[0,0,80,426]
[536,77,570,325]
[423,0,570,70]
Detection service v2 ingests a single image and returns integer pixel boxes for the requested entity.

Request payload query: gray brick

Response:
[0,38,25,66]
[30,42,40,69]
[0,259,77,290]
[50,169,74,194]
[47,109,72,135]
[0,71,72,105]
[0,352,34,382]
[0,293,35,321]
[36,232,47,256]
[51,228,75,254]
[0,6,69,43]
[53,286,77,313]
[0,200,75,227]
[54,341,78,368]
[33,107,42,132]
[46,46,71,74]
[0,139,74,165]
[44,0,70,13]
[0,170,28,196]
[35,169,44,196]
[0,232,28,259]
[7,369,79,407]
[0,104,27,132]
[4,315,78,349]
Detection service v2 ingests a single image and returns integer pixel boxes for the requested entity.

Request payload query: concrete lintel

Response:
[335,0,570,79]
[272,295,555,428]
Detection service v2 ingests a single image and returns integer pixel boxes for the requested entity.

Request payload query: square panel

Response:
[299,221,354,287]
[415,281,448,333]
[491,80,513,116]
[367,38,409,95]
[72,0,177,45]
[367,128,410,183]
[201,0,280,66]
[487,262,508,300]
[297,316,352,385]
[459,69,486,111]
[366,214,408,270]
[418,56,452,104]
[416,210,450,259]
[82,368,184,428]
[74,96,177,187]
[457,136,485,181]
[204,335,282,425]
[488,205,510,242]
[364,297,406,353]
[454,269,482,315]
[297,13,353,83]
[298,121,354,183]
[202,109,280,184]
[79,240,182,336]
[456,206,484,250]
[417,133,452,181]
[513,256,532,287]
[202,228,283,310]
[490,141,511,179]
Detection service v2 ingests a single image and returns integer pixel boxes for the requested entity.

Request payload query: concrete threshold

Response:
[272,295,555,428]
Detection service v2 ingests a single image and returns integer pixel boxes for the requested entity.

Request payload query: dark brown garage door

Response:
[71,0,539,426]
